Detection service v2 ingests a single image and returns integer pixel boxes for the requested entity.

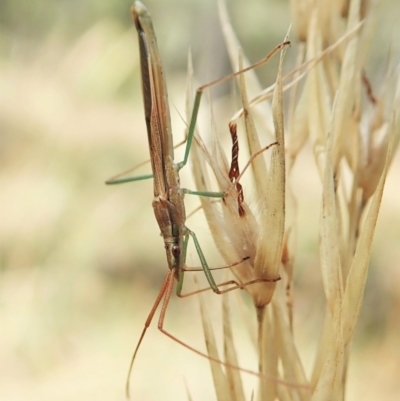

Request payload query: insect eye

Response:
[172,245,180,258]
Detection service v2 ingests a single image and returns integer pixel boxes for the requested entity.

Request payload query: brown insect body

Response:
[134,4,186,283]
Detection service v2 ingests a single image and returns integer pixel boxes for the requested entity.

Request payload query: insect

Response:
[107,1,289,396]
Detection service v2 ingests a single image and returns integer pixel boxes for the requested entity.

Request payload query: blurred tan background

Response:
[1,0,399,400]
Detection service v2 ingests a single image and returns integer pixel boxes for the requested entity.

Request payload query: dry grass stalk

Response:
[187,0,399,400]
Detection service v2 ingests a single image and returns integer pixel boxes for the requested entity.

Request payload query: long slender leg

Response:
[106,136,190,185]
[178,257,250,297]
[108,42,288,188]
[106,172,154,185]
[178,276,280,298]
[177,41,290,171]
[182,188,224,198]
[235,141,279,185]
[187,228,219,292]
[125,270,174,399]
[174,232,190,296]
[182,229,280,296]
[157,286,307,390]
[183,256,249,272]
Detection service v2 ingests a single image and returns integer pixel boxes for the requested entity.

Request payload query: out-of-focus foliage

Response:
[0,0,130,40]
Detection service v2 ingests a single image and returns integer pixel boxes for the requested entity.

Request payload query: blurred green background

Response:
[1,0,399,400]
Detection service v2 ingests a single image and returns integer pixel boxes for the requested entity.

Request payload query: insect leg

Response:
[177,228,280,296]
[125,270,173,398]
[106,173,153,185]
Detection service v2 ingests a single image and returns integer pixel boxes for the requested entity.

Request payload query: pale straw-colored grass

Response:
[189,1,399,400]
